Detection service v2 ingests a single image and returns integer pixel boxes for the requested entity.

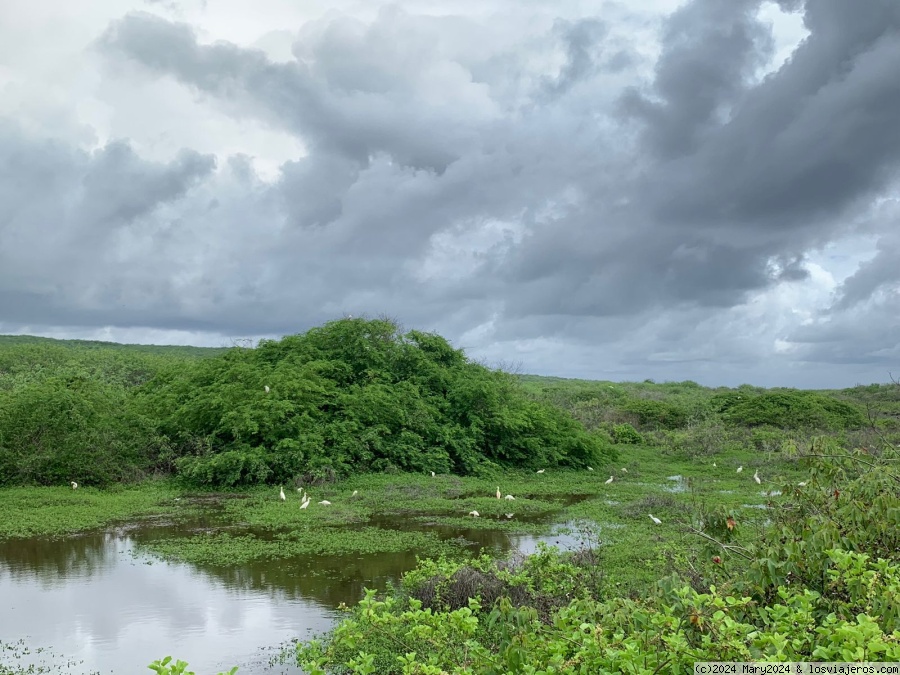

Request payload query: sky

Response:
[0,0,898,388]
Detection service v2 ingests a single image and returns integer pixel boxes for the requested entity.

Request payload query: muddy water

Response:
[0,506,586,674]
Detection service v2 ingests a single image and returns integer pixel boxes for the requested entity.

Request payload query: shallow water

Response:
[0,510,576,674]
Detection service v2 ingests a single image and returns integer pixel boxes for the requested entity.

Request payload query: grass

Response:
[0,441,809,594]
[0,481,182,539]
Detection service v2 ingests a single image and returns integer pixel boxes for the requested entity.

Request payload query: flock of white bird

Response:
[266,461,776,522]
[59,457,786,527]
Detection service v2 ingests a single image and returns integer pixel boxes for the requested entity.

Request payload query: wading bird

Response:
[496,486,501,499]
[621,468,628,473]
[279,486,286,501]
[504,494,515,500]
[318,500,331,506]
[536,469,545,474]
[505,513,514,519]
[469,510,480,517]
[753,470,761,485]
[713,462,717,467]
[264,385,270,394]
[430,471,435,477]
[587,467,594,471]
[737,466,743,473]
[797,481,807,487]
[649,514,662,525]
[351,490,358,497]
[70,481,78,490]
[605,476,614,484]
[300,497,310,509]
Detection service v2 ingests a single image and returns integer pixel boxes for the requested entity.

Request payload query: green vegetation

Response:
[295,443,900,673]
[0,482,179,539]
[2,325,900,673]
[0,320,613,487]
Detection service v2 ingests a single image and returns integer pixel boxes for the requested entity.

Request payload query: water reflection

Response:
[0,507,579,674]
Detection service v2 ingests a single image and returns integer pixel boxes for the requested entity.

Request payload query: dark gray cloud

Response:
[1,0,899,385]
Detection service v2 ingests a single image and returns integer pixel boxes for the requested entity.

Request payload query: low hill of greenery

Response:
[1,322,897,488]
[0,320,612,486]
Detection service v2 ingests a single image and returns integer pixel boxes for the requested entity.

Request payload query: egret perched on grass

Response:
[753,470,761,485]
[649,514,662,525]
[505,513,514,519]
[318,500,331,506]
[300,498,310,509]
[431,471,435,477]
[536,469,545,474]
[737,466,743,473]
[279,486,286,501]
[351,490,358,497]
[70,481,78,490]
[621,468,628,473]
[496,486,501,499]
[469,510,480,517]
[504,494,515,500]
[797,481,807,487]
[264,385,270,393]
[587,467,594,471]
[713,462,717,467]
[605,476,614,484]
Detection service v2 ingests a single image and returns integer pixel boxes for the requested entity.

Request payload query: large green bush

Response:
[719,390,865,430]
[0,373,159,486]
[139,318,614,485]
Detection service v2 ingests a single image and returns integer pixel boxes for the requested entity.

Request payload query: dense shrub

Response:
[137,318,614,485]
[720,390,865,430]
[619,398,689,430]
[611,422,643,444]
[0,374,159,486]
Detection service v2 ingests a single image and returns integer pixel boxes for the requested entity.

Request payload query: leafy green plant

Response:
[147,656,237,675]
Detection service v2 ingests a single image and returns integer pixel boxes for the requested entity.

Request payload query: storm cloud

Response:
[1,0,898,386]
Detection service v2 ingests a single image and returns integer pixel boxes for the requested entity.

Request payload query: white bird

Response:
[318,500,331,506]
[797,481,807,487]
[713,462,717,467]
[300,498,310,509]
[264,385,270,393]
[737,466,743,473]
[504,494,515,500]
[496,486,502,499]
[469,510,480,517]
[587,466,594,471]
[70,481,78,490]
[430,471,436,477]
[621,468,628,473]
[753,470,761,485]
[605,476,614,484]
[351,490,358,497]
[649,514,662,525]
[279,486,286,501]
[536,469,545,474]
[505,513,514,519]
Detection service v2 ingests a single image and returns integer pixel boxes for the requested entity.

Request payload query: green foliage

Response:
[720,390,866,430]
[0,483,178,539]
[140,318,613,485]
[0,375,161,486]
[619,398,689,430]
[147,656,237,675]
[295,439,900,674]
[610,423,642,444]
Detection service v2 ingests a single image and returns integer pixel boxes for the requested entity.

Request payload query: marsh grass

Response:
[0,482,180,540]
[1,443,808,589]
